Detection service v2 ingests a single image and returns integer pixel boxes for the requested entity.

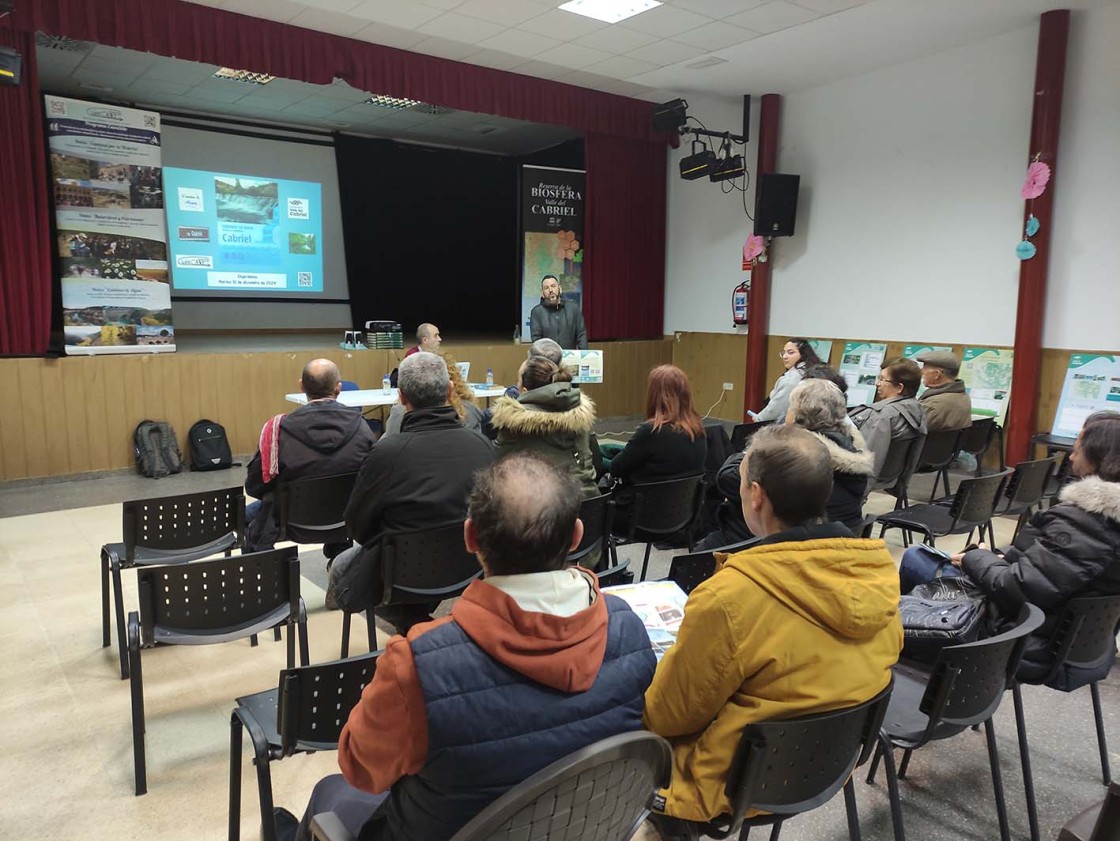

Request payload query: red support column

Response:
[1006,10,1070,464]
[743,94,781,418]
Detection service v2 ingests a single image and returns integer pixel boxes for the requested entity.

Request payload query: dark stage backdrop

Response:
[336,136,584,339]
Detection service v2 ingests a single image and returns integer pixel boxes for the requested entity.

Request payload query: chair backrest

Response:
[380,522,481,605]
[1002,458,1058,512]
[276,472,358,543]
[568,493,614,569]
[122,486,245,561]
[1047,453,1075,503]
[1043,595,1120,680]
[340,380,360,392]
[730,420,775,454]
[957,417,996,457]
[136,546,300,644]
[946,469,1013,526]
[874,434,924,490]
[449,731,672,841]
[668,538,761,594]
[629,475,705,538]
[719,680,893,830]
[277,650,382,754]
[916,604,1044,736]
[917,428,965,470]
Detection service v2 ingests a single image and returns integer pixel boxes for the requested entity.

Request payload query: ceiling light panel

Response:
[558,0,661,25]
[213,67,276,84]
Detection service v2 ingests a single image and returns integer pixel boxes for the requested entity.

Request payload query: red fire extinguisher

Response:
[732,280,749,327]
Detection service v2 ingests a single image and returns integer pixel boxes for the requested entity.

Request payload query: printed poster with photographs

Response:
[520,165,585,342]
[903,345,952,397]
[838,342,887,408]
[45,96,173,354]
[807,339,833,365]
[1050,354,1120,438]
[560,349,604,384]
[960,347,1014,424]
[602,580,688,661]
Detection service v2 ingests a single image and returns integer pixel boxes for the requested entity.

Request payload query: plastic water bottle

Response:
[382,374,391,395]
[486,367,494,387]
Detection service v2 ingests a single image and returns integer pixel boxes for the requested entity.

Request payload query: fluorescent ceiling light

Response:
[367,94,424,109]
[213,67,275,85]
[558,0,661,25]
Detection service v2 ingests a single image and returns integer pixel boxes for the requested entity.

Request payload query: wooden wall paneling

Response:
[0,361,28,480]
[60,358,94,474]
[37,358,72,477]
[100,357,130,469]
[176,354,202,453]
[671,332,748,422]
[80,357,113,472]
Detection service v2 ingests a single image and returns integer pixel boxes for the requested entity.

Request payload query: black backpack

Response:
[187,419,234,471]
[134,420,183,479]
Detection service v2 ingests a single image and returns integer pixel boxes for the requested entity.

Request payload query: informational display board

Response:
[1051,354,1120,438]
[163,167,323,292]
[519,165,585,342]
[838,342,887,407]
[602,580,688,660]
[808,339,834,365]
[46,96,174,353]
[560,349,603,384]
[903,345,952,397]
[960,347,1014,424]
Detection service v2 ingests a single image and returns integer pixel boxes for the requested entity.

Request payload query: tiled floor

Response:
[0,461,1116,840]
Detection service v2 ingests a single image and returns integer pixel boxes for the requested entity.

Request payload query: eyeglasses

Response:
[778,350,798,358]
[876,377,898,386]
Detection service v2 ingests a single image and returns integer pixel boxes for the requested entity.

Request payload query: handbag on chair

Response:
[900,575,988,661]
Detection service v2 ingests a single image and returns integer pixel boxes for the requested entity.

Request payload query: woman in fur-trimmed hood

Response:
[787,378,876,531]
[490,356,598,497]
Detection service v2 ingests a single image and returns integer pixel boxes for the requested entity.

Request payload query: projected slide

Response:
[163,167,322,292]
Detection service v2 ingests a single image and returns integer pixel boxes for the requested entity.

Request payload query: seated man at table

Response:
[915,350,972,432]
[327,351,494,620]
[281,454,656,841]
[243,358,375,553]
[642,425,902,835]
[405,322,441,357]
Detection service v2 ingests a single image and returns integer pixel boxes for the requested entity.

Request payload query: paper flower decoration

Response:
[1021,161,1051,200]
[743,234,766,262]
[1025,215,1040,237]
[1016,241,1037,260]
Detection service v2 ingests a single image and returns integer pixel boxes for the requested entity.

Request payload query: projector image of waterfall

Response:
[214,175,280,225]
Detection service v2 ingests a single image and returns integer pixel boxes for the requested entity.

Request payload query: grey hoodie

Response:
[850,396,927,479]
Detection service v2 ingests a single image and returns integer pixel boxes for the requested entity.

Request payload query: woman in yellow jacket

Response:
[643,425,903,830]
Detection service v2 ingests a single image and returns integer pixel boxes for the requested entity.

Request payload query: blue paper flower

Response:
[1025,215,1040,237]
[1016,240,1037,260]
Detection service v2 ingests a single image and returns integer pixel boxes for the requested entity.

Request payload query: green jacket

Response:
[491,382,598,497]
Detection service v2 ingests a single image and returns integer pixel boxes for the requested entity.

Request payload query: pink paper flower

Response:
[1021,161,1051,200]
[743,234,765,262]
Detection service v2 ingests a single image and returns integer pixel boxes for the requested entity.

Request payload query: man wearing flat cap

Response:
[915,350,972,431]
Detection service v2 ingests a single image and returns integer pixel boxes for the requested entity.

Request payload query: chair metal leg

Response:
[1091,682,1112,785]
[1011,683,1041,841]
[640,542,653,582]
[229,712,243,841]
[284,622,295,669]
[101,549,111,648]
[127,612,147,796]
[843,778,862,841]
[252,735,277,841]
[365,609,376,654]
[341,612,352,659]
[112,560,129,679]
[768,820,782,841]
[865,740,882,785]
[299,619,310,667]
[878,735,906,841]
[983,718,1011,841]
[897,749,913,779]
[273,626,282,642]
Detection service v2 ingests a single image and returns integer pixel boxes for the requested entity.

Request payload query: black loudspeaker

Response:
[754,173,800,237]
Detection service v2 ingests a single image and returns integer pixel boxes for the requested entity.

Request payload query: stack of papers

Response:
[603,580,689,660]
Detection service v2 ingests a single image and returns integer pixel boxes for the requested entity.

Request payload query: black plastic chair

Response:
[692,679,894,841]
[339,522,481,657]
[1012,595,1120,841]
[730,419,776,454]
[993,457,1058,539]
[870,435,925,510]
[956,417,1002,477]
[101,486,245,679]
[1045,453,1075,507]
[876,469,1011,548]
[309,731,673,841]
[865,604,1045,841]
[667,538,760,595]
[276,472,358,545]
[568,492,616,573]
[228,650,381,841]
[1057,781,1120,841]
[127,547,309,796]
[913,428,965,502]
[612,475,705,582]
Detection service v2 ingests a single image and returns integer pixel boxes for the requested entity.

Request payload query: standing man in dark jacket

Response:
[243,358,374,552]
[530,274,588,349]
[279,454,655,841]
[327,351,494,617]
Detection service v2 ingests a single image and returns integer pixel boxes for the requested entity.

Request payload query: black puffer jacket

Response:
[962,476,1120,689]
[808,427,876,532]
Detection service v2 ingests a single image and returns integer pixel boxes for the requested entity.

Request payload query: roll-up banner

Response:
[45,96,174,354]
[519,165,585,343]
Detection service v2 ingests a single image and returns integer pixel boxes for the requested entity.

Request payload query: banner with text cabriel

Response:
[45,96,174,354]
[520,165,585,343]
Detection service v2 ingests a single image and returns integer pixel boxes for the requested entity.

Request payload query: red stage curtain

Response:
[0,23,52,356]
[584,133,667,341]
